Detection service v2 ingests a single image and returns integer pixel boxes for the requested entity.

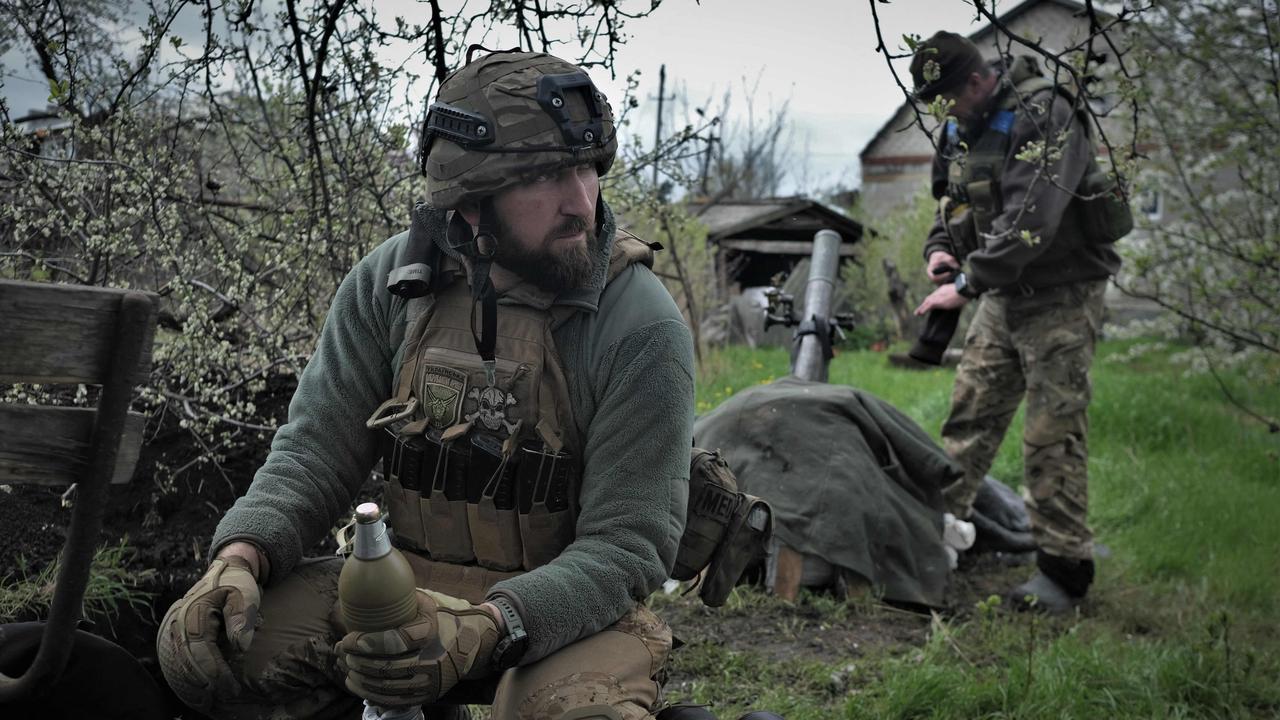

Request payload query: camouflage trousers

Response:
[177,556,672,720]
[940,280,1107,561]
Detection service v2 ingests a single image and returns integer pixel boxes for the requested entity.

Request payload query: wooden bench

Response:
[0,279,157,703]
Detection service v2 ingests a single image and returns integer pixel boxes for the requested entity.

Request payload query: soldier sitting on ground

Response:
[157,48,699,720]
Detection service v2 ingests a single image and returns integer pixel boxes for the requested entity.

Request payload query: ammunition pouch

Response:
[943,203,980,259]
[379,424,434,557]
[372,220,661,579]
[466,432,523,571]
[965,177,1000,242]
[423,426,474,563]
[515,442,576,569]
[1078,167,1133,244]
[378,420,579,572]
[675,448,773,607]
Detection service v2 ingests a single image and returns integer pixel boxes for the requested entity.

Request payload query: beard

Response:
[494,215,596,294]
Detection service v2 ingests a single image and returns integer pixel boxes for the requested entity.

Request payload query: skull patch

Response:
[465,385,520,435]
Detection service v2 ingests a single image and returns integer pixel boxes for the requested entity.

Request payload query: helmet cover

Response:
[421,49,617,209]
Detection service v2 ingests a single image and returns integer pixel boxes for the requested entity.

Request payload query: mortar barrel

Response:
[792,229,842,382]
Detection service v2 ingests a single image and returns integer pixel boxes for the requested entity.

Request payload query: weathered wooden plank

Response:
[0,280,157,385]
[771,543,805,602]
[717,239,860,256]
[840,569,873,602]
[0,405,146,486]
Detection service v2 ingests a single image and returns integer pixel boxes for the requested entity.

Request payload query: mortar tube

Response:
[792,229,842,383]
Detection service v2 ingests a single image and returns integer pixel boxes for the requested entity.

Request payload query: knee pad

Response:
[558,705,625,720]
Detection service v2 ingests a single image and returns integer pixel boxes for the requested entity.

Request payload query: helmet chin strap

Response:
[470,199,500,388]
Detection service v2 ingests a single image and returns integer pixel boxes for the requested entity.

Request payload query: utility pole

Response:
[699,132,718,197]
[650,64,672,193]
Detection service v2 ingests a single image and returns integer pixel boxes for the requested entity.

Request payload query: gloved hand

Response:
[335,589,502,707]
[156,556,261,712]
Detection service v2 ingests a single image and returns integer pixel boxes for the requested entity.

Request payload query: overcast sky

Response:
[605,0,985,193]
[1,0,991,193]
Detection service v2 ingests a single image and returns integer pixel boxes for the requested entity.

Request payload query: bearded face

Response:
[493,214,596,293]
[486,163,601,294]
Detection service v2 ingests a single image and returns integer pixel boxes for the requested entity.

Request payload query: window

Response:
[1136,188,1161,221]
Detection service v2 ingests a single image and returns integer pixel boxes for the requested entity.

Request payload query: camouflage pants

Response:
[940,280,1107,561]
[174,556,672,720]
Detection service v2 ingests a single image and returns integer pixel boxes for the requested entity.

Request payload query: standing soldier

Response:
[909,31,1123,612]
[157,48,695,719]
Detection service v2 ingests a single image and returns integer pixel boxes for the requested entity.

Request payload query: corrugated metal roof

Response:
[693,200,798,236]
[684,196,863,242]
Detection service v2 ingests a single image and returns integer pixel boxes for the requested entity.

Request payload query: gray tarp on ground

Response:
[692,375,964,608]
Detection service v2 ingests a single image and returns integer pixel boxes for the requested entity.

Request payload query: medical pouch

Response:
[673,448,740,582]
[699,495,773,608]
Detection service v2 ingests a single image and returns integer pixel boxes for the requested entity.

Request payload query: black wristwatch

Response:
[953,271,980,299]
[488,594,528,670]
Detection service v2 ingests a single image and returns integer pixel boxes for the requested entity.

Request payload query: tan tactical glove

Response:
[156,556,261,712]
[335,589,501,707]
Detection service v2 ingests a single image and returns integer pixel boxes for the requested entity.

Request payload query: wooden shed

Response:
[685,196,866,297]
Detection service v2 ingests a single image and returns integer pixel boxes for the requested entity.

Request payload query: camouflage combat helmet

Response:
[420,48,617,209]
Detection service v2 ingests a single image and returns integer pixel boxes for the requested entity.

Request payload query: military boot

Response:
[1005,551,1094,614]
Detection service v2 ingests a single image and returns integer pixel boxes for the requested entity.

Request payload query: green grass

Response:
[842,606,1280,719]
[691,339,1280,719]
[0,538,157,629]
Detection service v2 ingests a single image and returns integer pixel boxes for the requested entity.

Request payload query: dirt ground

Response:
[656,552,1034,688]
[0,398,286,713]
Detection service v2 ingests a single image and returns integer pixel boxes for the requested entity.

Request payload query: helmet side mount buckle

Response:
[424,102,496,151]
[536,72,606,147]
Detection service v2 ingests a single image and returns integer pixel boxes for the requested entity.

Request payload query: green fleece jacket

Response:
[211,202,695,664]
